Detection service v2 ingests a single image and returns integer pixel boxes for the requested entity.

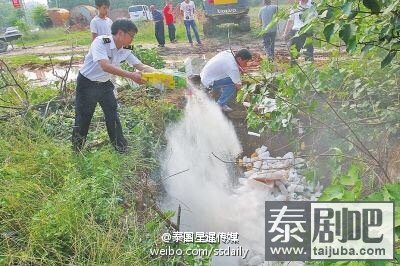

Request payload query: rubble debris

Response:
[238,145,323,201]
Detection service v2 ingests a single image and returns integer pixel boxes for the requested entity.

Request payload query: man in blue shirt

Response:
[150,5,166,47]
[259,0,278,61]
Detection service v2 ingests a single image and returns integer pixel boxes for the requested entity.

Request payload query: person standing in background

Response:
[150,5,166,47]
[163,0,177,43]
[90,0,113,41]
[180,0,201,46]
[283,0,315,63]
[259,0,278,61]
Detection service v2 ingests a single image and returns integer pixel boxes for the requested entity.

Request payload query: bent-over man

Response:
[200,49,252,112]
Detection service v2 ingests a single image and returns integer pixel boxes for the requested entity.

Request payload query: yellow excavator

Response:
[202,0,250,36]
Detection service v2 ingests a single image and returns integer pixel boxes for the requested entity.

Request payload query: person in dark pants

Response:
[259,0,278,61]
[72,19,155,153]
[150,5,165,47]
[283,0,315,64]
[163,0,177,43]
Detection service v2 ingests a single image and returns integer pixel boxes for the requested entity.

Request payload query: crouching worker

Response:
[72,19,155,153]
[200,49,252,112]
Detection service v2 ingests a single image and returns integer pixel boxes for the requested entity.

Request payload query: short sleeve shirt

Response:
[180,1,195,20]
[258,5,278,32]
[90,16,113,36]
[163,5,174,25]
[200,50,241,87]
[80,36,142,82]
[290,2,313,31]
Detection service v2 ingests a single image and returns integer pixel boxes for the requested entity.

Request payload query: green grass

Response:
[134,21,196,44]
[10,6,290,49]
[16,28,91,47]
[0,60,187,263]
[1,54,65,68]
[13,22,195,49]
[0,97,182,264]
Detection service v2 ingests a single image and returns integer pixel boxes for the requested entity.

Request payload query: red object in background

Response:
[208,0,214,4]
[12,0,21,9]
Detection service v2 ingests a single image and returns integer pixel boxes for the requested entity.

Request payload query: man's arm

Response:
[165,5,172,15]
[134,63,156,72]
[98,59,144,84]
[283,19,294,40]
[228,67,242,90]
[90,19,98,41]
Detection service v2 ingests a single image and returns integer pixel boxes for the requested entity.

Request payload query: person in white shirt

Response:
[283,0,314,63]
[200,49,252,112]
[72,19,155,153]
[180,0,201,46]
[90,0,113,41]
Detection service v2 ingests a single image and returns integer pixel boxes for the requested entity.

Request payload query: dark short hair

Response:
[264,0,271,4]
[235,48,252,60]
[111,19,138,35]
[95,0,110,7]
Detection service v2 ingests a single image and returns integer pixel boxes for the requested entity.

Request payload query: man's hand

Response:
[130,72,144,84]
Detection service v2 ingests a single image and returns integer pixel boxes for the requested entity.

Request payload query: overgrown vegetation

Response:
[240,0,400,264]
[31,5,52,28]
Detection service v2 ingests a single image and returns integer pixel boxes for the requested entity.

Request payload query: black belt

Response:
[78,72,110,84]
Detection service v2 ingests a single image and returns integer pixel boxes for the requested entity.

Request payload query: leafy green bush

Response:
[14,19,29,34]
[31,5,52,28]
[132,46,166,69]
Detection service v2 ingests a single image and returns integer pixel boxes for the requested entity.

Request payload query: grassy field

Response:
[0,83,188,264]
[13,7,270,48]
[16,28,92,47]
[15,21,195,48]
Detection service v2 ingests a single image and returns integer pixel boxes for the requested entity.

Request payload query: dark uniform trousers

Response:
[289,29,314,64]
[72,73,127,151]
[155,21,165,46]
[167,23,176,42]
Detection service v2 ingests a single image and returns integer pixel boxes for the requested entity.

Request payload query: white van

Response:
[128,5,152,22]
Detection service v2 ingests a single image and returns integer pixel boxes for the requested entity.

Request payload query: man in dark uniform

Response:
[150,5,166,47]
[72,19,155,153]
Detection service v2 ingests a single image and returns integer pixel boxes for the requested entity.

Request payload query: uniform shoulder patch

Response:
[102,37,111,44]
[123,45,134,50]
